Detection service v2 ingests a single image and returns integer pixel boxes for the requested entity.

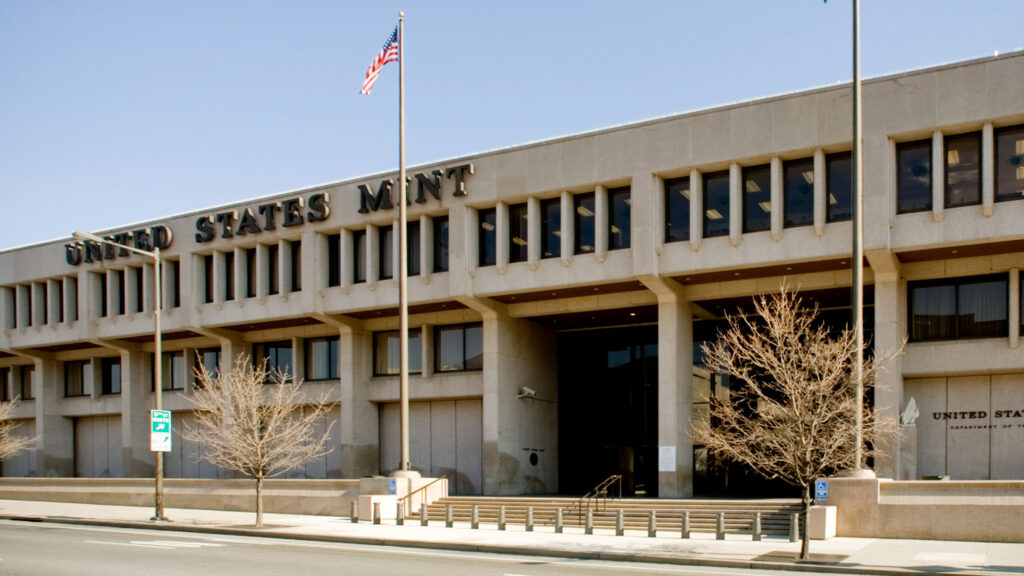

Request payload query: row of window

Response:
[2,278,79,330]
[201,241,301,304]
[897,125,1024,213]
[97,261,181,318]
[908,273,1022,342]
[325,216,448,287]
[0,365,34,402]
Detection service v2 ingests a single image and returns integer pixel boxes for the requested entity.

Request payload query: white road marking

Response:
[86,539,226,550]
[87,540,175,550]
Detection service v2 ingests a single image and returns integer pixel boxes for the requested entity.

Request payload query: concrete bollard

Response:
[555,508,563,534]
[648,510,657,538]
[790,512,799,542]
[396,502,404,526]
[373,502,381,525]
[525,506,534,532]
[445,504,453,528]
[615,509,624,536]
[420,503,429,527]
[681,511,690,539]
[752,512,761,541]
[498,506,506,531]
[471,505,479,530]
[585,508,594,535]
[716,512,725,540]
[351,500,359,523]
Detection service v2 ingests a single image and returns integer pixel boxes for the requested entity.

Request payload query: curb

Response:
[0,514,982,576]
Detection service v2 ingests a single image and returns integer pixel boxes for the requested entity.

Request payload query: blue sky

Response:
[1,1,1021,251]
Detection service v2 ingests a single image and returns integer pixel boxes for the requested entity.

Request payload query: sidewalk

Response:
[1,499,1022,575]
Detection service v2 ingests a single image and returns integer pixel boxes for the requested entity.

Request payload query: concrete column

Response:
[278,239,291,294]
[213,251,227,303]
[420,215,433,281]
[689,170,702,251]
[496,202,509,273]
[256,243,270,297]
[89,358,102,399]
[595,185,608,262]
[313,230,329,291]
[291,337,304,382]
[560,191,572,266]
[813,149,826,236]
[527,197,540,267]
[932,131,944,222]
[47,279,62,324]
[341,229,354,288]
[1010,268,1020,349]
[464,211,478,279]
[868,250,903,479]
[982,123,994,216]
[104,271,119,317]
[161,259,175,310]
[729,163,741,246]
[639,276,693,497]
[121,350,155,477]
[332,317,379,478]
[234,247,246,300]
[770,157,783,241]
[367,224,380,286]
[457,297,558,495]
[653,175,665,250]
[33,357,74,476]
[142,262,155,313]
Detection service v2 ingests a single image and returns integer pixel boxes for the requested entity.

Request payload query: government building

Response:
[2,53,1024,498]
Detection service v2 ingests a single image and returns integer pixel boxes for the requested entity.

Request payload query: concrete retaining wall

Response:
[0,477,360,516]
[824,478,1024,543]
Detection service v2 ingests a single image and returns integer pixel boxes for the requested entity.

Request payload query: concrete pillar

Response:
[982,123,995,216]
[496,202,509,273]
[121,350,155,477]
[1010,269,1020,350]
[932,130,944,222]
[234,247,246,300]
[420,215,433,281]
[560,191,572,266]
[770,156,783,241]
[213,252,227,303]
[32,357,74,476]
[813,149,826,236]
[527,197,540,267]
[331,317,378,478]
[47,279,62,324]
[868,250,903,479]
[1,285,14,330]
[689,170,703,251]
[367,224,380,287]
[595,185,608,262]
[142,262,155,313]
[639,276,693,497]
[280,240,293,294]
[729,163,741,246]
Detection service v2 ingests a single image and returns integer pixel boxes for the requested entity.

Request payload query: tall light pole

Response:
[73,230,169,520]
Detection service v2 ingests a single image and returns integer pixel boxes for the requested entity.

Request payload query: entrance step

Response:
[415,496,803,537]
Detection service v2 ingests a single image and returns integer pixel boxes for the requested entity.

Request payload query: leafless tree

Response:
[695,287,896,560]
[183,356,335,527]
[0,398,37,462]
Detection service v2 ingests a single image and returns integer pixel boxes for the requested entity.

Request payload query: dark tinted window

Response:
[540,198,561,258]
[995,124,1024,202]
[827,152,852,222]
[665,177,690,243]
[379,225,393,280]
[478,208,496,267]
[909,274,1007,341]
[945,132,981,207]
[608,187,631,250]
[898,140,932,213]
[703,171,729,238]
[509,203,528,263]
[353,230,367,283]
[783,158,814,228]
[574,193,596,254]
[327,233,341,287]
[433,216,449,272]
[742,165,771,233]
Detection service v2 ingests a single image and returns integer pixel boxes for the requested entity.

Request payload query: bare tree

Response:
[0,398,37,463]
[183,356,335,527]
[695,287,896,560]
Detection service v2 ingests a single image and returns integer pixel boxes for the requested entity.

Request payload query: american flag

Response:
[360,25,399,95]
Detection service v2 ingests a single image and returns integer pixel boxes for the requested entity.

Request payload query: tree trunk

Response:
[255,476,264,528]
[800,483,811,560]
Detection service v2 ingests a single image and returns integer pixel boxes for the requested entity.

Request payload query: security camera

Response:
[517,386,536,399]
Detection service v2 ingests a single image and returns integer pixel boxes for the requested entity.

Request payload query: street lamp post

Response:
[73,231,168,521]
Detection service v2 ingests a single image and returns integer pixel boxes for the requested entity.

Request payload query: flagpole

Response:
[397,11,412,474]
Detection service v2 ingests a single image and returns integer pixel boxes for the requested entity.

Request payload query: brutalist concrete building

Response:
[2,53,1024,497]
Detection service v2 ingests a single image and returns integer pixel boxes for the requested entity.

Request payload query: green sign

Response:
[150,410,172,452]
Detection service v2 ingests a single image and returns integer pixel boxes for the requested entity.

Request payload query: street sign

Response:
[150,409,172,452]
[814,479,828,502]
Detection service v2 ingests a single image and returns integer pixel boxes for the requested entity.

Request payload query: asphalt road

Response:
[0,520,833,576]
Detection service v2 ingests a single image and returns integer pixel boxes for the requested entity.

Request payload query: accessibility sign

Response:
[150,410,172,452]
[814,479,828,502]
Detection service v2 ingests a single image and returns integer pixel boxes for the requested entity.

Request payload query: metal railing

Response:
[397,475,447,517]
[576,474,621,519]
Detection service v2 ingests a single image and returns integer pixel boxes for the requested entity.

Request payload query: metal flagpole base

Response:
[836,468,876,479]
[392,469,421,479]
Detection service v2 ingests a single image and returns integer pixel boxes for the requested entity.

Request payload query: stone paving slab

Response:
[1,500,1022,576]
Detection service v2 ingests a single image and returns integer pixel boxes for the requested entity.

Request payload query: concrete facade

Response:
[3,53,1024,495]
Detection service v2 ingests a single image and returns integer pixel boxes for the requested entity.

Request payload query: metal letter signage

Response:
[357,163,474,213]
[193,192,331,243]
[65,225,173,266]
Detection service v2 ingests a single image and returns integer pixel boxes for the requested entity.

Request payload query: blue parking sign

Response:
[814,479,828,502]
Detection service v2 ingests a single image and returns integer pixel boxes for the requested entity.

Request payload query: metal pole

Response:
[851,0,865,472]
[397,11,411,473]
[153,247,166,521]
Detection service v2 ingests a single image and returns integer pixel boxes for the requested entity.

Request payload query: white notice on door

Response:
[658,445,676,472]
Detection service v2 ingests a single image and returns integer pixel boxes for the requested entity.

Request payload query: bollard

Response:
[471,505,479,530]
[525,506,534,532]
[396,502,404,526]
[445,504,453,528]
[716,512,725,540]
[585,508,594,535]
[498,506,506,531]
[351,500,359,523]
[555,508,563,534]
[681,510,690,539]
[420,503,429,527]
[615,509,624,536]
[790,512,799,543]
[373,502,381,525]
[648,510,657,538]
[752,512,761,541]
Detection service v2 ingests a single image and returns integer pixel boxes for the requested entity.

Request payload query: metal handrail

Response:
[576,474,621,519]
[398,475,448,515]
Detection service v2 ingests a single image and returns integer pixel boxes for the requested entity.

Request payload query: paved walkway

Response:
[1,499,1022,575]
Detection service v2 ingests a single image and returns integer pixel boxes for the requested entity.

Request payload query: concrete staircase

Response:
[418,496,803,537]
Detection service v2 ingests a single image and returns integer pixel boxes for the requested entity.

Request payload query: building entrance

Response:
[557,325,658,497]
